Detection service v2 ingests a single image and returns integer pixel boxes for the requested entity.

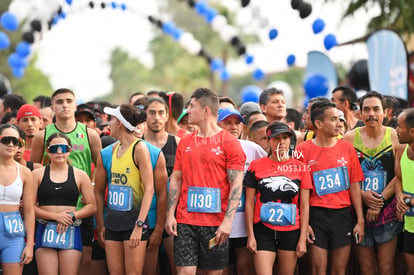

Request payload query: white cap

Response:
[103,106,138,133]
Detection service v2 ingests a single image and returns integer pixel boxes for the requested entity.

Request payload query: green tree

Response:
[0,1,52,102]
[339,0,414,36]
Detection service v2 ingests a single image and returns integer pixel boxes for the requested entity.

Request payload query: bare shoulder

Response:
[343,128,357,143]
[73,166,90,181]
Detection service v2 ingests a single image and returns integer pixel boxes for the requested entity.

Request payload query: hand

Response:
[307,225,315,244]
[365,208,380,224]
[296,238,307,258]
[165,215,177,236]
[129,226,142,248]
[20,245,33,265]
[396,193,411,213]
[246,235,257,254]
[98,227,105,248]
[147,230,163,251]
[361,191,383,210]
[54,211,73,226]
[353,221,365,244]
[56,223,69,233]
[215,220,232,245]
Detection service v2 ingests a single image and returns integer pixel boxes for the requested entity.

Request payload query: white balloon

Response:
[251,6,260,17]
[259,17,269,28]
[211,15,227,32]
[236,9,252,26]
[8,0,30,22]
[219,25,237,42]
[178,32,195,47]
[184,40,202,55]
[267,81,294,107]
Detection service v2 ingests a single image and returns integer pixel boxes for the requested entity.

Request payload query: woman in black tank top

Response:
[32,133,96,275]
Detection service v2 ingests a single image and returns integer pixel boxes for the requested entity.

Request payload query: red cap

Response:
[16,104,41,121]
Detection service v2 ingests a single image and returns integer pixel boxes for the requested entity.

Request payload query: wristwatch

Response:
[136,220,145,227]
[68,212,76,223]
[378,193,385,203]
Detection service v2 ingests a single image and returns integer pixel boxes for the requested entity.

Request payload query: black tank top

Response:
[162,135,177,177]
[26,161,34,171]
[37,166,80,206]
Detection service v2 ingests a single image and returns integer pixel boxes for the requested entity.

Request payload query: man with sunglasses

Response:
[30,88,101,275]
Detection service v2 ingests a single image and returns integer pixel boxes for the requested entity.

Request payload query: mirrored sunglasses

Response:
[0,136,24,147]
[47,144,71,154]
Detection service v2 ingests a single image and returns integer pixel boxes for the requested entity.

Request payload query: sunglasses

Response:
[0,136,24,147]
[47,144,71,154]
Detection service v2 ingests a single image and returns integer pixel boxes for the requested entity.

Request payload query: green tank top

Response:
[43,122,92,177]
[401,144,414,232]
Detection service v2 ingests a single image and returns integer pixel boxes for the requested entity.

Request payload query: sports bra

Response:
[0,162,23,205]
[37,166,80,207]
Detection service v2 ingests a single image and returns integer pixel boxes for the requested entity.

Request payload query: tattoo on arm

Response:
[225,185,242,219]
[167,188,178,211]
[227,169,239,183]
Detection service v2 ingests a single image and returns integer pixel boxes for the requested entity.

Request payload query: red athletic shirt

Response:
[174,130,246,226]
[244,157,312,231]
[296,139,364,209]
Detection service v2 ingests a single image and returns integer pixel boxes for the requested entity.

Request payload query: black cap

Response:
[75,104,95,121]
[266,121,294,138]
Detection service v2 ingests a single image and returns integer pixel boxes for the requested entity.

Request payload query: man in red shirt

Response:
[165,88,246,274]
[296,101,365,275]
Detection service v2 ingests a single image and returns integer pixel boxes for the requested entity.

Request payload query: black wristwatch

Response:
[136,220,145,227]
[68,212,76,223]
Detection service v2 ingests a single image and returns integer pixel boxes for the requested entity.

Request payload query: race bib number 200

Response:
[108,184,133,211]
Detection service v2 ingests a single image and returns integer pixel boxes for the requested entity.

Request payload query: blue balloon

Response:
[120,4,127,10]
[204,8,218,24]
[253,68,265,81]
[60,12,67,19]
[324,34,337,50]
[220,68,230,81]
[194,1,208,15]
[162,22,175,35]
[268,28,278,40]
[0,32,10,50]
[287,54,296,67]
[111,2,117,8]
[1,12,19,32]
[66,0,73,5]
[241,85,261,103]
[172,28,183,41]
[210,58,224,72]
[8,53,27,68]
[312,18,325,34]
[12,67,24,78]
[304,74,329,98]
[245,54,254,65]
[16,42,31,58]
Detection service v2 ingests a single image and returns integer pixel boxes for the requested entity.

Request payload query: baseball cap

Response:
[177,109,188,124]
[16,104,41,121]
[218,108,243,123]
[266,121,294,138]
[240,102,261,119]
[75,104,95,121]
[103,106,137,132]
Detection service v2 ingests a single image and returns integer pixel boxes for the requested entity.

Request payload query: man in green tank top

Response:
[344,91,402,275]
[30,88,102,275]
[395,108,414,274]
